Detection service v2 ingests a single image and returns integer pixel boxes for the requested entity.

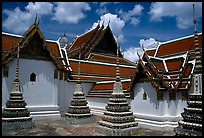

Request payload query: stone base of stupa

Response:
[2,117,34,131]
[96,124,138,136]
[65,114,96,125]
[174,126,202,136]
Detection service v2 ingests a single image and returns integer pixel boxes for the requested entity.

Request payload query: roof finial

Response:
[192,2,202,74]
[116,36,120,82]
[34,13,38,24]
[108,18,111,27]
[193,3,197,35]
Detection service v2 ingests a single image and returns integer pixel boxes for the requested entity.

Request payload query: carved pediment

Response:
[20,32,51,61]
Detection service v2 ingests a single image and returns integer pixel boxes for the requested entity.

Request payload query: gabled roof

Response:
[133,33,202,92]
[88,79,132,98]
[68,24,121,59]
[69,58,136,98]
[2,22,70,72]
[154,33,202,58]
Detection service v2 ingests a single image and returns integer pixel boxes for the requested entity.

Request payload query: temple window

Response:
[3,66,9,77]
[64,72,69,81]
[182,91,188,101]
[30,72,36,82]
[157,91,163,101]
[143,92,147,100]
[59,70,63,80]
[54,69,58,79]
[169,91,176,100]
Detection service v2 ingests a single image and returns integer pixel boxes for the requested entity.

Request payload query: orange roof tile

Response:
[146,49,156,56]
[150,58,165,71]
[89,53,135,66]
[92,82,130,90]
[68,26,99,51]
[165,57,184,71]
[155,34,202,57]
[69,60,136,78]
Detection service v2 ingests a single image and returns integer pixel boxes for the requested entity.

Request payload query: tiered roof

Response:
[69,58,136,98]
[68,24,122,59]
[135,33,202,92]
[2,21,71,72]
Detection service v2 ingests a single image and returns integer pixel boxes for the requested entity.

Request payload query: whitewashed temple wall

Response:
[2,58,95,119]
[131,82,187,131]
[2,58,60,119]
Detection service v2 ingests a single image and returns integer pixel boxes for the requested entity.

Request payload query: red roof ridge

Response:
[68,24,100,51]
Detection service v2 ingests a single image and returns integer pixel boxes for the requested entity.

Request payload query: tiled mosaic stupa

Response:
[65,49,95,124]
[96,42,138,136]
[2,45,33,130]
[174,3,202,136]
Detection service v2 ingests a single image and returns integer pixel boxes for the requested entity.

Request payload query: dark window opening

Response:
[143,92,147,100]
[182,91,188,101]
[157,91,163,101]
[30,72,36,82]
[64,72,69,81]
[59,71,63,80]
[3,66,9,77]
[169,91,176,100]
[54,69,58,79]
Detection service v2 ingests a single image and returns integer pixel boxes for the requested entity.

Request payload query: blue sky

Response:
[2,2,202,62]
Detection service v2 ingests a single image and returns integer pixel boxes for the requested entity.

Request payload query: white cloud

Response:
[149,2,202,29]
[52,2,91,24]
[123,47,142,63]
[26,2,53,15]
[123,38,159,63]
[119,4,144,26]
[90,13,125,43]
[3,2,53,34]
[96,7,108,15]
[139,38,159,49]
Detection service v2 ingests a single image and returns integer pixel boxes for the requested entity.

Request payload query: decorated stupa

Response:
[96,41,138,136]
[65,48,95,124]
[2,44,33,130]
[174,3,202,136]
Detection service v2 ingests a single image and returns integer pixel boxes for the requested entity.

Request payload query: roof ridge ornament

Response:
[34,13,38,25]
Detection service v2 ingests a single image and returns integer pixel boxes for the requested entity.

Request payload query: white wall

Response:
[131,82,187,130]
[2,58,61,119]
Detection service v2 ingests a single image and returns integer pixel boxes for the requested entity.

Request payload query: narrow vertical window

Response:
[157,91,163,101]
[3,66,9,77]
[182,91,188,101]
[59,70,63,80]
[54,69,58,79]
[143,92,147,100]
[169,91,176,100]
[30,72,36,82]
[64,72,69,81]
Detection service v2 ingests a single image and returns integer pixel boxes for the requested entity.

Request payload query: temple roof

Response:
[69,58,136,98]
[133,33,202,92]
[154,33,202,58]
[68,24,122,59]
[2,22,71,72]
